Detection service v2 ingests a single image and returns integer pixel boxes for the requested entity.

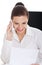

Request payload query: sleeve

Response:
[1,34,13,64]
[36,31,42,65]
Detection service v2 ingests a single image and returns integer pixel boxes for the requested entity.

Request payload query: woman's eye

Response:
[15,23,18,24]
[22,22,26,24]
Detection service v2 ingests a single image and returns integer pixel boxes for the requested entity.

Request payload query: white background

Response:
[0,0,42,55]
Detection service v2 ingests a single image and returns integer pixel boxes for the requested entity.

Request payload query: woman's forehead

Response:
[12,16,28,21]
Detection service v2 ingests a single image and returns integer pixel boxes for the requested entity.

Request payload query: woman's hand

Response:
[6,22,13,41]
[31,64,39,65]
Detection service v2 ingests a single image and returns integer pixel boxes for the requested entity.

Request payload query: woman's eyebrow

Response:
[13,21,18,23]
[22,21,27,23]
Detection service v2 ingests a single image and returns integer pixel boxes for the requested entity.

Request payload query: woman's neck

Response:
[17,29,26,41]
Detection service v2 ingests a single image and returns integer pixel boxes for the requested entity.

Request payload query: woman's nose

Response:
[18,24,22,28]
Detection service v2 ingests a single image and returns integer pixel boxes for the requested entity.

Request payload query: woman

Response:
[1,2,42,65]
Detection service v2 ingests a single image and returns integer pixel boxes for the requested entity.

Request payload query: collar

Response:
[26,25,33,36]
[13,30,19,41]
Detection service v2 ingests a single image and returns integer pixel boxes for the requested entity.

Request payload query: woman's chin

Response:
[17,30,24,34]
[17,31,23,33]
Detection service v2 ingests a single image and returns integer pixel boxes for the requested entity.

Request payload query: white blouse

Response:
[1,25,42,65]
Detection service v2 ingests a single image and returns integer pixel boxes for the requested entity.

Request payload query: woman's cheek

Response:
[23,24,27,29]
[13,25,18,29]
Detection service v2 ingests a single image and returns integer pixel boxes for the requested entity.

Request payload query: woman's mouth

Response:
[17,28,24,32]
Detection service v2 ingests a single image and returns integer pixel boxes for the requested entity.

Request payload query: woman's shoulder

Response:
[27,25,42,37]
[28,25,42,33]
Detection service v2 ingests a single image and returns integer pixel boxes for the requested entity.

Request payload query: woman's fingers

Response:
[6,21,13,41]
[7,21,12,32]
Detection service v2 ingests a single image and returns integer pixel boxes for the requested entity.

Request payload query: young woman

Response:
[1,2,42,65]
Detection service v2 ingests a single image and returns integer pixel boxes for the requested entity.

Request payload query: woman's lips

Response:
[17,28,23,32]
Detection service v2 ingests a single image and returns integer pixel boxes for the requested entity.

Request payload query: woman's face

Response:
[12,16,28,34]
